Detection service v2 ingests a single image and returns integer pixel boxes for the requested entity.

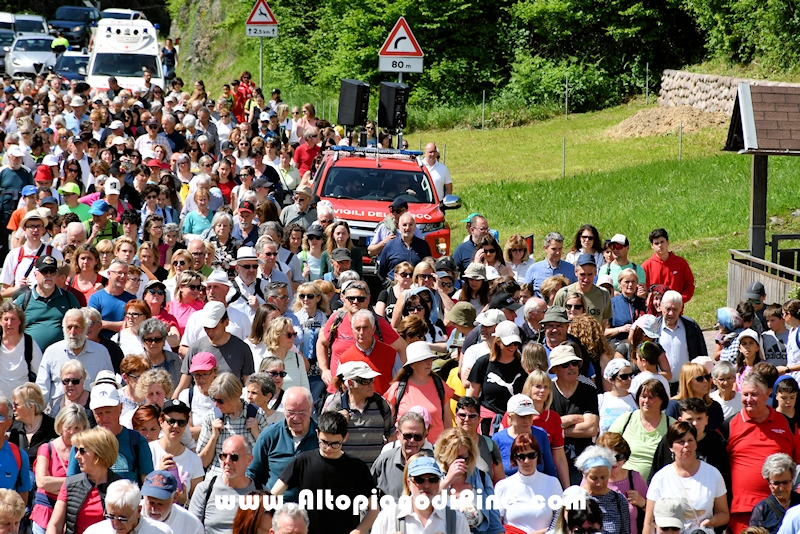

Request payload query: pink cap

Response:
[408,405,431,429]
[189,352,218,373]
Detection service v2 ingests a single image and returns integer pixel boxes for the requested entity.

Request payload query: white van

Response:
[86,19,162,90]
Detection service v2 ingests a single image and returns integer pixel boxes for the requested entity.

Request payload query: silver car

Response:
[5,35,55,78]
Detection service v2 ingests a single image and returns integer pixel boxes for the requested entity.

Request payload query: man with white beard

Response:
[35,308,113,404]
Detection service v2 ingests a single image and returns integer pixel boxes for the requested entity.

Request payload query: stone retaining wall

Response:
[658,69,800,115]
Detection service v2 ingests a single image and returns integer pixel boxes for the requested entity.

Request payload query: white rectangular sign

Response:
[247,25,277,37]
[379,57,423,73]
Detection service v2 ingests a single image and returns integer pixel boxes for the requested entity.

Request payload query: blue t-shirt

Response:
[87,289,136,338]
[492,425,556,477]
[0,441,31,492]
[67,427,153,481]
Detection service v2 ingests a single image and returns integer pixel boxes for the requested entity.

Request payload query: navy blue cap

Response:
[576,253,596,267]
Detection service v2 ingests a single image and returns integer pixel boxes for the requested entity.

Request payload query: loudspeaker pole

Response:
[398,72,402,84]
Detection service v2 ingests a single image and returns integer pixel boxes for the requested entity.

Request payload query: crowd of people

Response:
[0,68,795,534]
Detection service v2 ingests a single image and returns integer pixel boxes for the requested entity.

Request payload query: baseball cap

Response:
[259,111,269,122]
[445,302,477,328]
[541,306,570,324]
[104,178,121,196]
[109,120,124,130]
[69,135,83,145]
[35,255,57,271]
[271,88,281,94]
[111,136,126,146]
[89,200,112,216]
[141,471,178,500]
[576,253,596,266]
[597,274,614,289]
[108,161,124,176]
[40,196,58,206]
[507,394,538,416]
[143,279,166,292]
[198,301,227,329]
[306,224,324,238]
[89,383,121,410]
[492,320,522,345]
[189,352,218,373]
[474,309,506,327]
[489,292,521,311]
[610,234,629,246]
[252,178,269,189]
[146,117,159,126]
[220,140,235,151]
[633,314,659,339]
[407,456,443,477]
[653,498,684,530]
[42,154,59,167]
[459,212,483,223]
[390,197,408,210]
[434,256,457,274]
[22,185,37,197]
[745,281,766,300]
[57,182,81,196]
[331,248,352,262]
[161,399,190,416]
[337,361,380,381]
[462,263,486,281]
[7,145,24,158]
[34,165,53,183]
[548,344,582,372]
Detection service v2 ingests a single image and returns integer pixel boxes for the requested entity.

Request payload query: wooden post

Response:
[750,154,768,262]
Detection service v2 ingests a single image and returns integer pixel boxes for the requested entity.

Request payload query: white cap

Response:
[7,145,24,158]
[492,320,522,345]
[203,270,232,287]
[337,361,380,381]
[198,301,227,329]
[404,341,436,366]
[653,498,685,530]
[597,274,614,288]
[104,177,121,196]
[474,309,505,327]
[111,136,126,146]
[109,120,124,130]
[507,394,538,416]
[89,383,121,410]
[69,96,85,107]
[42,154,59,167]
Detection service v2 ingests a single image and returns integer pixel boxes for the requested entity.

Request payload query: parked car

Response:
[0,29,15,73]
[5,34,55,78]
[52,50,89,82]
[14,15,47,34]
[0,13,14,32]
[47,6,100,47]
[100,9,147,20]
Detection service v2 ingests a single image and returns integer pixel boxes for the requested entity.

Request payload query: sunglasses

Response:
[125,312,143,318]
[103,513,131,523]
[456,412,479,420]
[239,264,258,270]
[268,370,288,378]
[164,416,188,427]
[61,378,81,385]
[219,452,240,461]
[615,453,627,462]
[146,288,166,296]
[298,294,316,299]
[559,361,580,369]
[610,243,626,250]
[263,252,278,257]
[397,272,413,278]
[440,282,454,289]
[418,274,435,280]
[184,284,203,291]
[39,269,57,276]
[284,331,297,339]
[172,260,187,266]
[565,304,584,310]
[308,235,322,241]
[694,374,712,382]
[411,475,440,485]
[514,452,538,461]
[615,373,633,380]
[76,447,90,455]
[319,219,334,224]
[353,377,374,385]
[144,336,164,344]
[402,432,424,442]
[345,296,367,303]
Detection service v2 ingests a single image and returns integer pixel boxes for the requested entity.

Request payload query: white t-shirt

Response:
[178,385,215,427]
[0,337,42,399]
[114,330,145,357]
[787,327,800,382]
[146,505,203,534]
[424,160,452,200]
[494,470,563,532]
[630,371,670,397]
[598,392,637,434]
[83,516,172,534]
[709,390,742,421]
[647,461,726,532]
[461,341,490,375]
[149,440,205,487]
[245,340,269,373]
[0,243,63,288]
[179,305,248,348]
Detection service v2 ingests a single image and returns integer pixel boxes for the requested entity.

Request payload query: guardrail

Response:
[728,249,800,307]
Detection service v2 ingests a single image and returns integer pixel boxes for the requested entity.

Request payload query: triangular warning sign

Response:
[246,0,277,25]
[379,17,423,57]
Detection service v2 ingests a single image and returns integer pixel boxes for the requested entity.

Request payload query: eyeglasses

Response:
[406,305,425,312]
[456,412,479,420]
[411,475,440,485]
[160,416,188,427]
[769,479,793,487]
[184,284,203,291]
[401,432,424,442]
[192,371,214,380]
[614,453,627,462]
[565,304,584,310]
[262,252,278,257]
[345,295,367,303]
[694,374,712,382]
[285,410,308,418]
[319,218,334,224]
[615,373,633,380]
[61,378,81,385]
[268,370,287,378]
[239,264,258,270]
[125,312,143,318]
[514,452,538,461]
[353,377,374,385]
[127,374,140,381]
[418,274,435,280]
[143,336,164,344]
[219,452,240,461]
[559,361,580,369]
[172,260,187,266]
[146,288,166,296]
[75,447,90,456]
[284,331,297,339]
[103,513,132,523]
[319,438,343,449]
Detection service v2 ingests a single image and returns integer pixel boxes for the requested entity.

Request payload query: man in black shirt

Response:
[271,411,378,534]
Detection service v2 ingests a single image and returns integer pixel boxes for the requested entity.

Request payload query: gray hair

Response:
[241,190,257,204]
[543,232,565,247]
[246,373,276,397]
[338,271,362,288]
[661,290,683,308]
[397,410,425,430]
[208,372,244,401]
[260,221,283,241]
[265,282,288,300]
[54,403,89,435]
[351,309,375,328]
[260,356,285,372]
[617,268,638,283]
[0,396,11,417]
[523,297,547,318]
[138,318,167,341]
[575,445,616,473]
[317,205,334,218]
[163,222,180,236]
[5,132,18,143]
[182,115,196,128]
[62,309,87,331]
[149,102,162,114]
[742,372,769,393]
[196,135,209,145]
[193,174,211,189]
[342,280,368,296]
[211,211,233,229]
[61,360,87,379]
[163,113,176,125]
[273,503,310,530]
[66,221,87,238]
[255,235,278,254]
[81,306,102,325]
[711,361,735,379]
[12,383,44,415]
[109,259,129,270]
[105,479,141,511]
[762,453,796,481]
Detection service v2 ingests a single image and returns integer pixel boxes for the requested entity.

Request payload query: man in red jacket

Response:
[642,228,695,303]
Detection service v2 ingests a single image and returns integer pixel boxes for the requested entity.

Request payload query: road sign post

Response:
[245,0,278,87]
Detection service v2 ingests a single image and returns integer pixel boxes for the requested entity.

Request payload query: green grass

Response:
[401,98,800,328]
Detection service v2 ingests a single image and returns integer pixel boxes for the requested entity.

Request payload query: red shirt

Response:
[499,408,565,448]
[322,312,400,394]
[294,143,321,176]
[726,406,799,513]
[339,340,398,395]
[642,252,696,303]
[217,179,235,204]
[57,482,104,534]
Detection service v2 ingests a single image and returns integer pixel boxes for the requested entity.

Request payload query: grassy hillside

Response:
[400,99,800,328]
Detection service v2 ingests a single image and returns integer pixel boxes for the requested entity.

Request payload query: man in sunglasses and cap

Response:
[1,210,61,297]
[553,253,612,329]
[141,470,203,534]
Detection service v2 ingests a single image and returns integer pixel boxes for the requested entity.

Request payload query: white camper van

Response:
[86,19,162,90]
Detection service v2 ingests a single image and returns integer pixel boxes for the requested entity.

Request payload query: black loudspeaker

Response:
[378,82,409,130]
[337,79,370,126]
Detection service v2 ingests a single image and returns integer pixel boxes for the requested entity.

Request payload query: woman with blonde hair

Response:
[9,383,57,472]
[291,282,329,402]
[45,427,120,534]
[181,188,212,238]
[563,292,588,322]
[257,317,309,390]
[95,239,114,270]
[520,342,547,373]
[31,404,89,534]
[665,362,725,432]
[434,427,502,534]
[539,274,570,306]
[503,234,533,284]
[167,270,204,337]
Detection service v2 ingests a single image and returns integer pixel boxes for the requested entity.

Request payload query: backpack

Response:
[13,243,51,280]
[395,374,446,423]
[340,390,391,423]
[6,442,22,489]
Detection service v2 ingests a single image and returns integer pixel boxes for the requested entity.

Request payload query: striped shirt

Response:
[197,400,269,477]
[323,391,394,468]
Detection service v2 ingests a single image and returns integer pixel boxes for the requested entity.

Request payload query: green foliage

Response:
[788,286,800,301]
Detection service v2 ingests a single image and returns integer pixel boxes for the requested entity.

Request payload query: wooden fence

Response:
[728,249,800,307]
